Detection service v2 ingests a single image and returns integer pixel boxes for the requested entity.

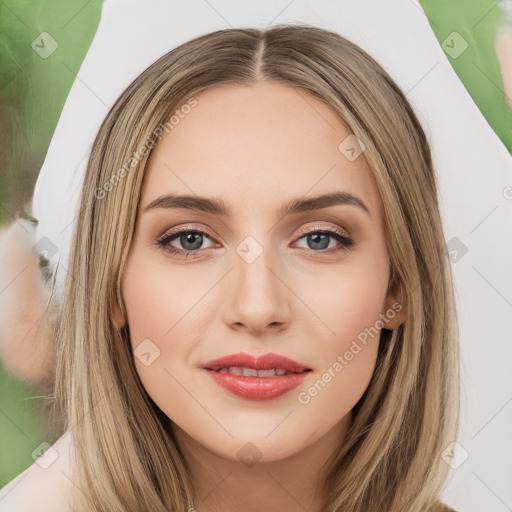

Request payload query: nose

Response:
[221,243,292,335]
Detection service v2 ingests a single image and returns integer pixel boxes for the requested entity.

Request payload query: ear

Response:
[381,279,407,330]
[112,297,127,329]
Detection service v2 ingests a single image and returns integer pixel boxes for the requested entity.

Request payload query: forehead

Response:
[141,82,382,219]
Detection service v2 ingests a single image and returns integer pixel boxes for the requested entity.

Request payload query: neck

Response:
[172,413,352,512]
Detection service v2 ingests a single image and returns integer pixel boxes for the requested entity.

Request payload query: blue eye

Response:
[157,229,215,258]
[156,226,354,258]
[295,229,354,252]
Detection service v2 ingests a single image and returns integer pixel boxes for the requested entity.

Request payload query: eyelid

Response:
[156,222,350,244]
[294,223,349,239]
[156,223,216,243]
[156,221,354,257]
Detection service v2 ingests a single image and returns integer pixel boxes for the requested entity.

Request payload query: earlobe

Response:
[381,282,407,330]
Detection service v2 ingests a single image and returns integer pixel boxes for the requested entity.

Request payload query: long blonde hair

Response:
[54,24,459,511]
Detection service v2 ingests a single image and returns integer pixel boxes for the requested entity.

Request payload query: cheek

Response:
[121,253,205,345]
[302,255,388,347]
[296,338,378,438]
[293,256,387,407]
[120,256,203,416]
[120,249,220,394]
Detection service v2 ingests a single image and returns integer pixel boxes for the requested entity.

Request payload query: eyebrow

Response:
[143,191,371,218]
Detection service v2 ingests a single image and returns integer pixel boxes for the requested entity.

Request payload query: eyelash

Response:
[156,224,354,259]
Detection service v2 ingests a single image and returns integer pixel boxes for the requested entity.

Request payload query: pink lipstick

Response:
[201,352,312,401]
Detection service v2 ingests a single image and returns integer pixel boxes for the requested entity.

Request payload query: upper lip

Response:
[202,352,312,373]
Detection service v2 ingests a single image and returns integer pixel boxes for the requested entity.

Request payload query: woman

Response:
[0,24,460,512]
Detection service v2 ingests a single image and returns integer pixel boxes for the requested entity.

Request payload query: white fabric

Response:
[32,1,512,511]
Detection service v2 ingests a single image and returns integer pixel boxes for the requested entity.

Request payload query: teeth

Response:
[242,367,258,377]
[216,367,290,377]
[258,369,279,377]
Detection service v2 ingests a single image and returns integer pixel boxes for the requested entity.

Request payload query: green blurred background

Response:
[0,0,102,486]
[0,0,510,487]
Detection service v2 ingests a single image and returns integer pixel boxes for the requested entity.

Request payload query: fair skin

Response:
[115,82,406,511]
[0,81,406,511]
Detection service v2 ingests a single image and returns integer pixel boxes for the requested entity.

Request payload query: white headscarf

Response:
[32,1,512,509]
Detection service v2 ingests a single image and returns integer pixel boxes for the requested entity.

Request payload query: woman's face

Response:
[115,81,405,463]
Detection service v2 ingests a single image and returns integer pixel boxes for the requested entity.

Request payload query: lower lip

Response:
[203,369,310,401]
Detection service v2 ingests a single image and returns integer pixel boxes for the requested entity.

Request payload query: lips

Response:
[201,352,312,401]
[202,352,312,373]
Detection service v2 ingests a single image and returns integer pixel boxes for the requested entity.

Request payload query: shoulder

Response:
[0,431,86,512]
